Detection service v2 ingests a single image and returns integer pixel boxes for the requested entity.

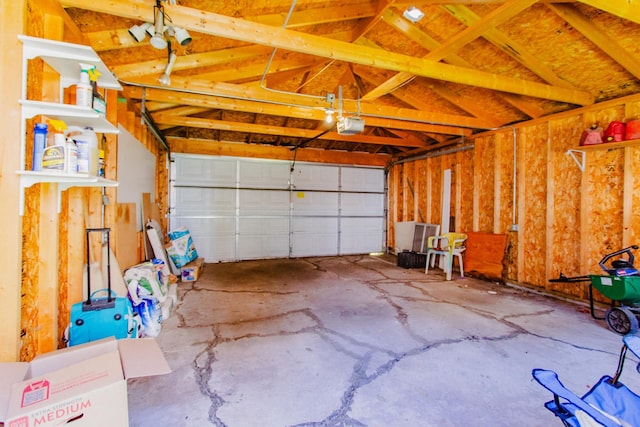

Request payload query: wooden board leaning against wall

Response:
[16,0,169,361]
[387,94,640,304]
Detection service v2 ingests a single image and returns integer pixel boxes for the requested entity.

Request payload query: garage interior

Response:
[3,0,640,425]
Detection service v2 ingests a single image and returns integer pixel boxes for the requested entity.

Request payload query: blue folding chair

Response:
[532,335,640,426]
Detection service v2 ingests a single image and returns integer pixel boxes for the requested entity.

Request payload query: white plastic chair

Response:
[425,232,467,280]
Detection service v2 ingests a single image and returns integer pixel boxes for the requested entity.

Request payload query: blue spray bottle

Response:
[33,123,48,171]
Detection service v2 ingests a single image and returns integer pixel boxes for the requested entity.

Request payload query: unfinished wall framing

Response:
[388,93,640,302]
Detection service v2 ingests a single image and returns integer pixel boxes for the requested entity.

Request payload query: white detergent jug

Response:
[67,126,98,175]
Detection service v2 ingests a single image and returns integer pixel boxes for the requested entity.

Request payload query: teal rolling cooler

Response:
[68,228,137,346]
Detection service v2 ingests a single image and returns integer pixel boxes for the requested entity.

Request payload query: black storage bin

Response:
[397,250,427,269]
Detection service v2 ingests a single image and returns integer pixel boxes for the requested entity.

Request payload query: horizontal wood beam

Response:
[113,45,273,79]
[153,114,427,147]
[60,0,595,105]
[123,84,488,131]
[167,137,391,167]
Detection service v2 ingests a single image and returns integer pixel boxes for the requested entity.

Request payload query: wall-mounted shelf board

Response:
[17,171,118,215]
[577,138,640,151]
[18,35,122,90]
[20,100,119,134]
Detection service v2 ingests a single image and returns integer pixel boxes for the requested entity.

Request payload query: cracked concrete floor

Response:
[127,255,640,426]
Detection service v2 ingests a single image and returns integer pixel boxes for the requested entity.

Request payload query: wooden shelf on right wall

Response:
[578,138,640,151]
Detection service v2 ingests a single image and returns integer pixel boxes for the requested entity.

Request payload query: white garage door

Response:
[169,154,386,262]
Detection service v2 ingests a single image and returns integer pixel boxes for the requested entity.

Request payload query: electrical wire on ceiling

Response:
[257,0,359,113]
[293,59,337,92]
[259,0,304,93]
[383,75,417,96]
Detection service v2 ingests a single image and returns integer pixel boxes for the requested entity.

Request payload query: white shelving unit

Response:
[18,35,123,215]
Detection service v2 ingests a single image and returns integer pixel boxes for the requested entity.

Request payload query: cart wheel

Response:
[606,307,639,335]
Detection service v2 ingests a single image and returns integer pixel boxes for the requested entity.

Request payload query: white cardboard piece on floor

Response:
[146,220,180,276]
[0,337,171,426]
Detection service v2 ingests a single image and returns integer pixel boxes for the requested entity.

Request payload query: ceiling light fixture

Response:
[403,6,425,23]
[159,51,177,85]
[128,1,191,49]
[128,22,153,43]
[173,27,192,46]
[150,3,168,49]
[146,23,157,38]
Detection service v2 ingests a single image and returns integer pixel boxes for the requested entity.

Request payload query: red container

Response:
[605,121,626,142]
[580,126,603,146]
[625,120,640,141]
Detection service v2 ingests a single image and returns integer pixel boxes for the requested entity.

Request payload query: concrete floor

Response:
[127,255,640,427]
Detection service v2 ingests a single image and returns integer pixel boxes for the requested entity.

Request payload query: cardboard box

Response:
[0,337,170,427]
[180,257,204,282]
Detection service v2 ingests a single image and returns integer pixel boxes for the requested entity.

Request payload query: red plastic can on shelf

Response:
[604,121,626,142]
[625,120,640,141]
[579,126,603,146]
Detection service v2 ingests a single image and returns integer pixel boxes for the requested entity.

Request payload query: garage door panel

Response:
[291,164,339,190]
[196,236,237,262]
[171,217,235,238]
[237,218,290,259]
[292,235,338,257]
[239,217,289,235]
[169,217,236,262]
[341,193,385,216]
[238,235,290,259]
[238,159,290,189]
[174,155,237,186]
[239,189,290,215]
[292,192,338,215]
[291,217,338,256]
[341,167,385,192]
[291,236,338,257]
[173,188,236,216]
[340,218,384,254]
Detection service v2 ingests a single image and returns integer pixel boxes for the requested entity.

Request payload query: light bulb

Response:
[158,52,177,85]
[325,108,335,124]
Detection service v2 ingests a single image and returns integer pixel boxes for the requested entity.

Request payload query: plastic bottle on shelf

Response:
[42,133,67,171]
[75,64,93,108]
[32,123,48,171]
[66,137,78,174]
[69,126,98,175]
[89,67,106,117]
